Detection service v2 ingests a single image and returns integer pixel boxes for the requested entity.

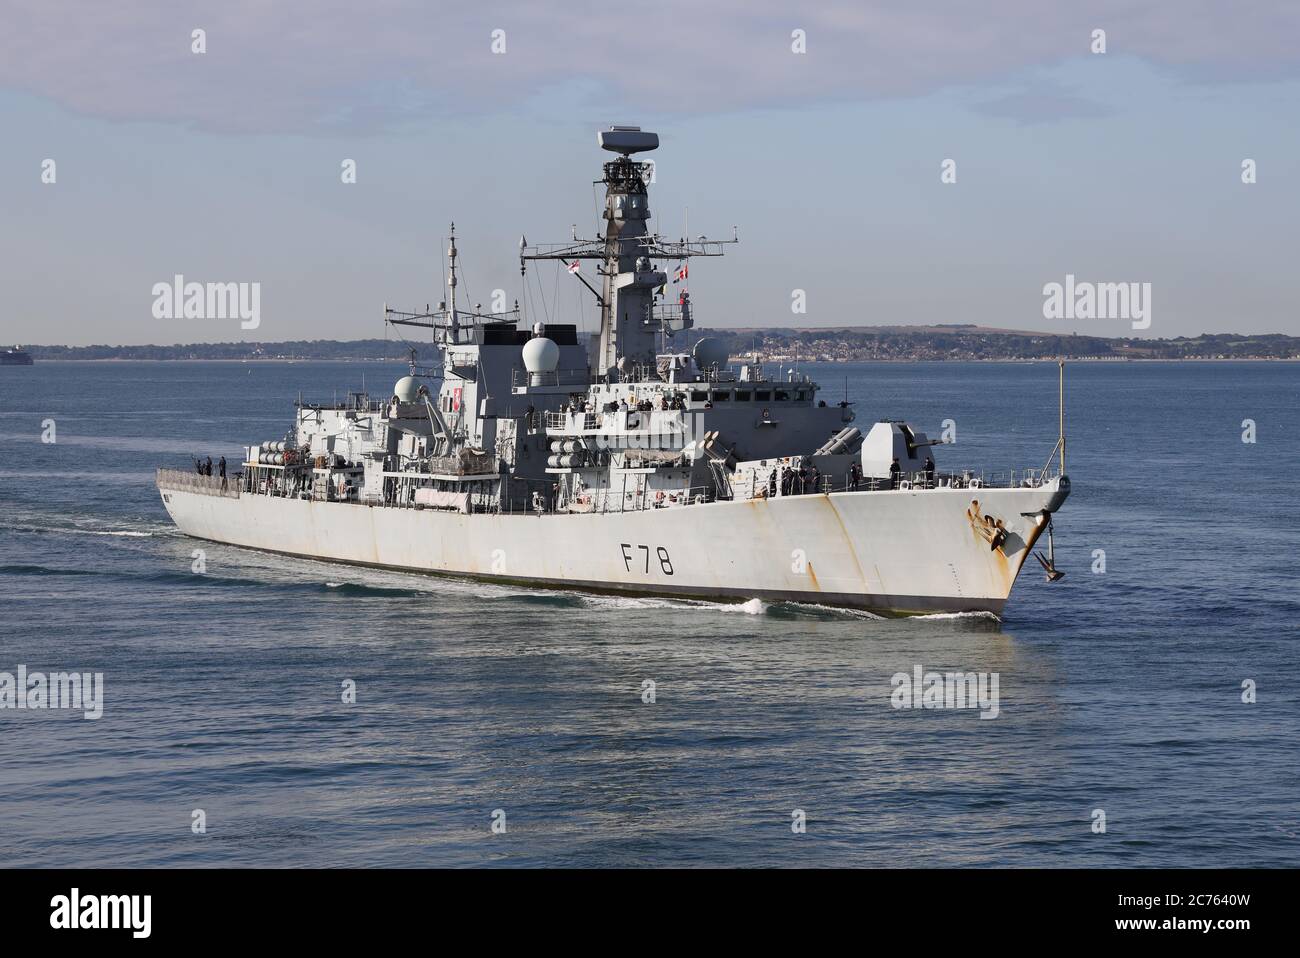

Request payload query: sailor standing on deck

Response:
[218,456,227,491]
[889,457,901,489]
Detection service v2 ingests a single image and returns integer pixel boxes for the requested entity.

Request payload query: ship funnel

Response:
[599,126,659,155]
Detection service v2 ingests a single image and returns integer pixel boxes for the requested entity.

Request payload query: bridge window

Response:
[690,390,708,402]
[711,391,730,402]
[775,390,789,401]
[735,391,751,401]
[755,390,771,401]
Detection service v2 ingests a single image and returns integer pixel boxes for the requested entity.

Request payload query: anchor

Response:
[1033,516,1065,582]
[967,500,1008,552]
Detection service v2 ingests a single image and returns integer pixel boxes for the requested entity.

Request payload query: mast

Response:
[386,222,521,352]
[1058,359,1066,476]
[592,128,658,374]
[447,223,459,334]
[518,126,737,382]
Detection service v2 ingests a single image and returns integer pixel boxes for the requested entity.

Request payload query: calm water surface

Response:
[1,360,1297,866]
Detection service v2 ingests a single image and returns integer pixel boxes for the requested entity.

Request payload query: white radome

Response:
[522,336,560,373]
[394,376,421,402]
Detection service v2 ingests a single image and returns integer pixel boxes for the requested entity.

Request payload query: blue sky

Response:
[2,1,1297,345]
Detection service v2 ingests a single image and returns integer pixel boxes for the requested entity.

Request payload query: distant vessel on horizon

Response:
[1,346,34,366]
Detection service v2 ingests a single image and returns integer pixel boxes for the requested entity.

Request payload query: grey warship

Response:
[157,126,1070,616]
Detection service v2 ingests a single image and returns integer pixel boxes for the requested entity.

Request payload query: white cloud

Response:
[2,0,1298,133]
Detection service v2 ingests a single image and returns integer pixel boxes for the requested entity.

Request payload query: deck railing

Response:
[732,467,1057,500]
[512,368,593,389]
[156,468,240,499]
[158,460,1057,515]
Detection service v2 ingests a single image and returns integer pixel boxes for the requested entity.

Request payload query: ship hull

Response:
[157,476,1069,616]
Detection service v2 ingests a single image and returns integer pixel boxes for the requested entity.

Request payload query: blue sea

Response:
[1,360,1297,867]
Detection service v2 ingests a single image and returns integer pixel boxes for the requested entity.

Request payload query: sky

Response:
[1,0,1298,346]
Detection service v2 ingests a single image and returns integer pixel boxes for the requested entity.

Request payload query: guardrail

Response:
[545,410,605,431]
[561,482,717,514]
[545,408,689,434]
[735,467,1058,499]
[156,468,240,499]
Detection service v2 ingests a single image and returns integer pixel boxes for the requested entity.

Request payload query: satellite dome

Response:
[692,337,729,370]
[522,336,560,374]
[394,376,421,402]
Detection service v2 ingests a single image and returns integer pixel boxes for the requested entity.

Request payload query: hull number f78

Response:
[621,543,674,576]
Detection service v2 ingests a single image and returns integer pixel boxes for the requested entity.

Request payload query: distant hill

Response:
[26,339,401,361]
[681,327,1300,361]
[21,327,1300,361]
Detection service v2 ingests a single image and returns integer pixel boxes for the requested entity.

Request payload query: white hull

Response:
[158,477,1069,616]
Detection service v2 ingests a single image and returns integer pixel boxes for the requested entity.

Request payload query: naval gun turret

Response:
[860,421,943,484]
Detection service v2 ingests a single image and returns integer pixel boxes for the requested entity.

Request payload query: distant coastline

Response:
[17,325,1300,362]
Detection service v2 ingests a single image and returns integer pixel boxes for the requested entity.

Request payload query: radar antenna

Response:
[518,126,739,379]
